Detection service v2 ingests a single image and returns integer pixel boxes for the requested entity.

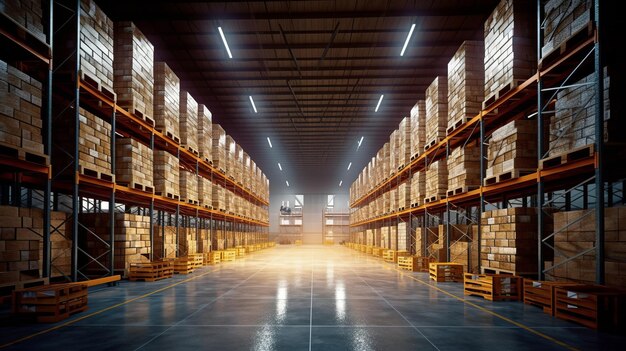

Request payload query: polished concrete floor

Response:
[1,245,625,350]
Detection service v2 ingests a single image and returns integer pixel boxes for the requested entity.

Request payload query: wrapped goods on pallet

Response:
[154,62,180,142]
[388,188,397,214]
[0,206,71,284]
[153,225,177,259]
[485,119,537,185]
[212,124,226,173]
[179,227,197,256]
[212,183,226,211]
[376,146,385,185]
[0,0,46,41]
[410,170,425,207]
[242,151,251,188]
[446,141,481,196]
[425,159,448,203]
[179,91,199,155]
[438,224,479,273]
[115,138,153,192]
[79,0,114,96]
[153,150,179,199]
[249,159,257,194]
[389,130,399,176]
[381,226,389,249]
[225,135,236,179]
[114,21,154,122]
[424,76,448,150]
[447,41,484,134]
[197,104,212,163]
[79,213,150,276]
[390,225,398,250]
[410,100,426,158]
[398,117,411,168]
[541,0,592,58]
[484,0,536,106]
[234,144,244,185]
[198,175,212,208]
[397,222,408,251]
[382,191,390,215]
[550,207,626,288]
[179,169,199,205]
[397,180,410,211]
[0,60,46,159]
[481,207,553,276]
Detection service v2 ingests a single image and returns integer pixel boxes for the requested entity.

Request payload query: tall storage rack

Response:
[322,209,349,245]
[0,0,269,284]
[349,0,623,284]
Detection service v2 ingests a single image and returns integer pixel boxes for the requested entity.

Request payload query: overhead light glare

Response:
[357,136,364,150]
[217,27,233,59]
[400,23,416,56]
[278,162,282,171]
[347,162,352,171]
[267,137,273,148]
[339,180,343,187]
[286,180,290,187]
[375,94,384,112]
[249,96,258,113]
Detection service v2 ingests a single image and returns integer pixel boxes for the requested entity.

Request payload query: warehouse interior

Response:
[1,0,626,349]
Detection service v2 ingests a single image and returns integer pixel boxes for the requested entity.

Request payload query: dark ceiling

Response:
[98,0,500,193]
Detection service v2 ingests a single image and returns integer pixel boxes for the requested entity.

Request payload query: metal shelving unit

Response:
[278,210,303,244]
[322,209,350,245]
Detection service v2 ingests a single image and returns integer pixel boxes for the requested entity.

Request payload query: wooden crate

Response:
[447,40,484,134]
[204,251,221,265]
[179,90,199,155]
[523,280,582,315]
[371,247,384,257]
[211,124,227,173]
[154,62,180,142]
[429,262,464,282]
[198,104,212,163]
[114,21,154,124]
[0,0,46,42]
[398,256,434,272]
[171,257,195,274]
[79,0,114,97]
[425,159,448,203]
[555,285,626,330]
[154,150,180,200]
[484,119,537,185]
[128,261,173,282]
[222,249,236,262]
[236,246,246,257]
[424,76,448,150]
[187,253,204,268]
[383,250,409,263]
[115,138,154,193]
[12,283,88,323]
[464,273,523,301]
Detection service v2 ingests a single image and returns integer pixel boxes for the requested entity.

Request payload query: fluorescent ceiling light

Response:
[278,162,282,171]
[267,137,273,148]
[339,180,343,187]
[400,23,416,56]
[218,27,233,59]
[357,136,364,150]
[249,96,258,113]
[286,180,290,187]
[375,94,384,112]
[347,162,352,171]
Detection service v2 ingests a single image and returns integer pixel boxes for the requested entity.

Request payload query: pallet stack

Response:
[382,143,391,181]
[179,170,199,205]
[179,91,199,155]
[153,150,179,199]
[410,171,425,207]
[153,225,177,259]
[397,222,408,251]
[225,135,236,179]
[79,0,114,96]
[424,76,448,150]
[485,119,537,185]
[115,138,153,192]
[71,108,113,180]
[197,104,212,163]
[0,0,46,41]
[425,159,448,203]
[541,0,592,58]
[12,282,88,323]
[198,176,212,208]
[447,41,484,134]
[410,100,426,159]
[212,183,226,211]
[483,0,536,106]
[398,117,411,169]
[389,131,398,176]
[446,141,481,196]
[0,60,45,160]
[154,62,180,142]
[388,188,397,214]
[415,226,445,261]
[113,21,154,123]
[198,228,210,253]
[481,207,551,275]
[212,124,226,173]
[242,152,251,189]
[441,224,479,274]
[397,181,410,211]
[179,227,197,256]
[234,144,244,185]
[551,207,626,288]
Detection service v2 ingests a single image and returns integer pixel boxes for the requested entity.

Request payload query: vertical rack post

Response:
[42,0,54,278]
[536,0,545,280]
[593,0,605,285]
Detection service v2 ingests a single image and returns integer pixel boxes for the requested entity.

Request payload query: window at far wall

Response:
[294,194,304,209]
[327,195,335,208]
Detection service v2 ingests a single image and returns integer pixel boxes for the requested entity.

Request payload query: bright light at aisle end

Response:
[278,163,282,171]
[347,162,352,170]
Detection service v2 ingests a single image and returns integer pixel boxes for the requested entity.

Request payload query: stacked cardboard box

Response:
[485,119,537,183]
[542,0,592,57]
[0,0,46,41]
[425,159,448,202]
[388,188,397,214]
[550,207,626,288]
[410,171,426,206]
[80,213,150,276]
[153,225,177,259]
[398,117,411,168]
[0,60,45,157]
[198,175,212,208]
[425,76,448,150]
[397,222,408,251]
[115,138,153,192]
[447,141,481,196]
[484,0,536,103]
[249,160,258,194]
[79,0,114,93]
[198,228,210,253]
[381,226,389,248]
[212,124,226,172]
[212,183,226,211]
[153,150,179,199]
[447,41,484,133]
[114,21,154,121]
[225,135,236,179]
[234,144,244,185]
[242,152,251,188]
[197,104,212,163]
[154,62,180,141]
[389,130,398,176]
[179,170,199,204]
[179,226,197,256]
[397,181,410,210]
[410,100,426,158]
[179,91,199,154]
[481,207,550,275]
[439,224,479,273]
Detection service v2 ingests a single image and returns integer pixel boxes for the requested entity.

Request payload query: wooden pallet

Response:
[79,165,114,182]
[0,277,50,305]
[446,117,471,136]
[554,284,626,330]
[13,283,89,323]
[222,249,237,262]
[397,256,433,272]
[463,273,523,301]
[79,70,116,102]
[410,202,421,208]
[483,168,534,186]
[156,128,181,144]
[424,194,446,203]
[128,261,173,282]
[204,251,221,265]
[236,247,247,257]
[365,246,373,254]
[410,153,420,161]
[383,250,409,263]
[171,257,195,274]
[155,191,180,201]
[397,206,406,212]
[180,198,200,205]
[116,181,154,193]
[539,144,594,169]
[371,247,384,257]
[523,280,582,315]
[187,253,204,268]
[0,141,49,165]
[424,137,444,151]
[539,22,594,70]
[446,185,479,197]
[118,105,155,127]
[182,144,199,156]
[482,79,526,109]
[429,262,464,282]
